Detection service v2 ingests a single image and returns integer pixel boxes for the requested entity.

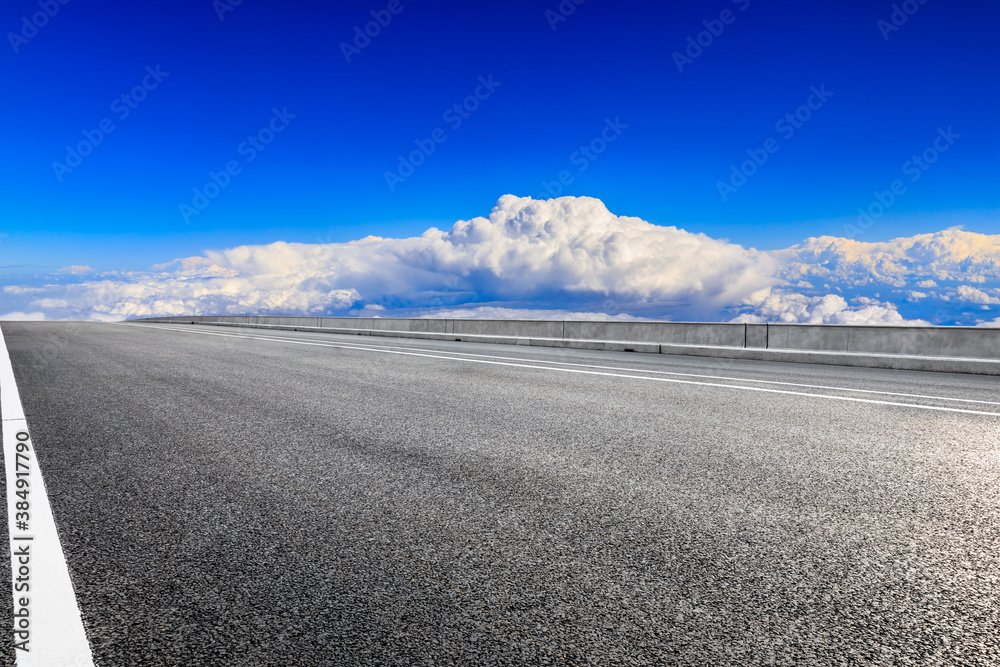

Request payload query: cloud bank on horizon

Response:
[3,195,1000,326]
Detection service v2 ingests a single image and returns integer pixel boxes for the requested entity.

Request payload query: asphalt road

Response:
[1,321,999,666]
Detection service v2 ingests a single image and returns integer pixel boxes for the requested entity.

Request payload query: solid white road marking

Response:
[128,323,1000,417]
[0,326,95,667]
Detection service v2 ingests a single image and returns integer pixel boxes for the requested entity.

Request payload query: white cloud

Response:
[955,285,1000,305]
[769,229,1000,288]
[30,298,70,309]
[0,311,46,321]
[56,265,93,275]
[1,196,778,322]
[731,289,926,325]
[193,195,776,311]
[1,196,998,325]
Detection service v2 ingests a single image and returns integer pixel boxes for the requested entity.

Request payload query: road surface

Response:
[1,321,998,666]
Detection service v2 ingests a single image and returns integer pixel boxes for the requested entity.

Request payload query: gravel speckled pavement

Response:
[1,322,998,666]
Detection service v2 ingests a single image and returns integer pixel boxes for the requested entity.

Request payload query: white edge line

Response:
[128,322,1000,418]
[0,325,95,667]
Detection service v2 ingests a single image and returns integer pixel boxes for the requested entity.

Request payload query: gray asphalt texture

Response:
[1,321,999,666]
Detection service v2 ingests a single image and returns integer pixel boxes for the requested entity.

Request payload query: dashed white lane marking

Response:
[0,326,95,667]
[130,323,1000,418]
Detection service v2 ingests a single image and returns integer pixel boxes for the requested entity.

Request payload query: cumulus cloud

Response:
[758,228,1000,324]
[769,229,1000,288]
[1,196,998,325]
[954,285,1000,305]
[185,195,776,315]
[3,196,779,322]
[0,311,46,321]
[731,290,927,326]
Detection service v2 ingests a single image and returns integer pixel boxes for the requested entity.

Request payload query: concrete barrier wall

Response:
[372,318,451,334]
[746,323,767,349]
[247,316,318,327]
[565,321,744,346]
[135,316,1000,362]
[762,323,1000,359]
[852,325,1000,358]
[452,319,563,338]
[320,317,373,330]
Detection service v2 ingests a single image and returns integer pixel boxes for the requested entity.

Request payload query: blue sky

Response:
[2,0,999,324]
